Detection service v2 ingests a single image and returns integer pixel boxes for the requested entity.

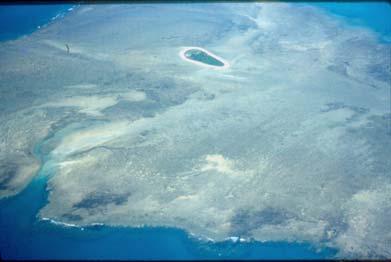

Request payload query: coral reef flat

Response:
[0,3,390,259]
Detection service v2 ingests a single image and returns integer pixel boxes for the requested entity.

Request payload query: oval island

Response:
[179,47,230,69]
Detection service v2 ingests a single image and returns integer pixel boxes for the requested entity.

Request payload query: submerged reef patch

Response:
[73,191,130,210]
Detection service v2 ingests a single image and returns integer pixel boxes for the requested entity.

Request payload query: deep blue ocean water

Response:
[0,5,73,41]
[0,3,390,260]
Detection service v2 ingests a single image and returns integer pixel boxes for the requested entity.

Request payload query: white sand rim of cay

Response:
[179,46,230,70]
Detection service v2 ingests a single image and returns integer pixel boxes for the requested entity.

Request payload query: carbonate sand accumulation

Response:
[0,3,390,259]
[179,47,230,69]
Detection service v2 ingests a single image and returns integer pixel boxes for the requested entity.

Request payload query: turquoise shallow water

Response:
[309,2,391,43]
[0,3,390,259]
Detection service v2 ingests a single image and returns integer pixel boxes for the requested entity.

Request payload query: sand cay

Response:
[179,47,230,69]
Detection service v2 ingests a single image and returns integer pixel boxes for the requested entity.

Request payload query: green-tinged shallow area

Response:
[185,49,225,67]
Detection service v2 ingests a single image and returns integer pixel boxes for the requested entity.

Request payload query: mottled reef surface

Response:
[0,3,390,259]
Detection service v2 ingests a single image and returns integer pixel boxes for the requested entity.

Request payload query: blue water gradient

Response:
[0,5,73,41]
[0,3,389,259]
[309,2,391,43]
